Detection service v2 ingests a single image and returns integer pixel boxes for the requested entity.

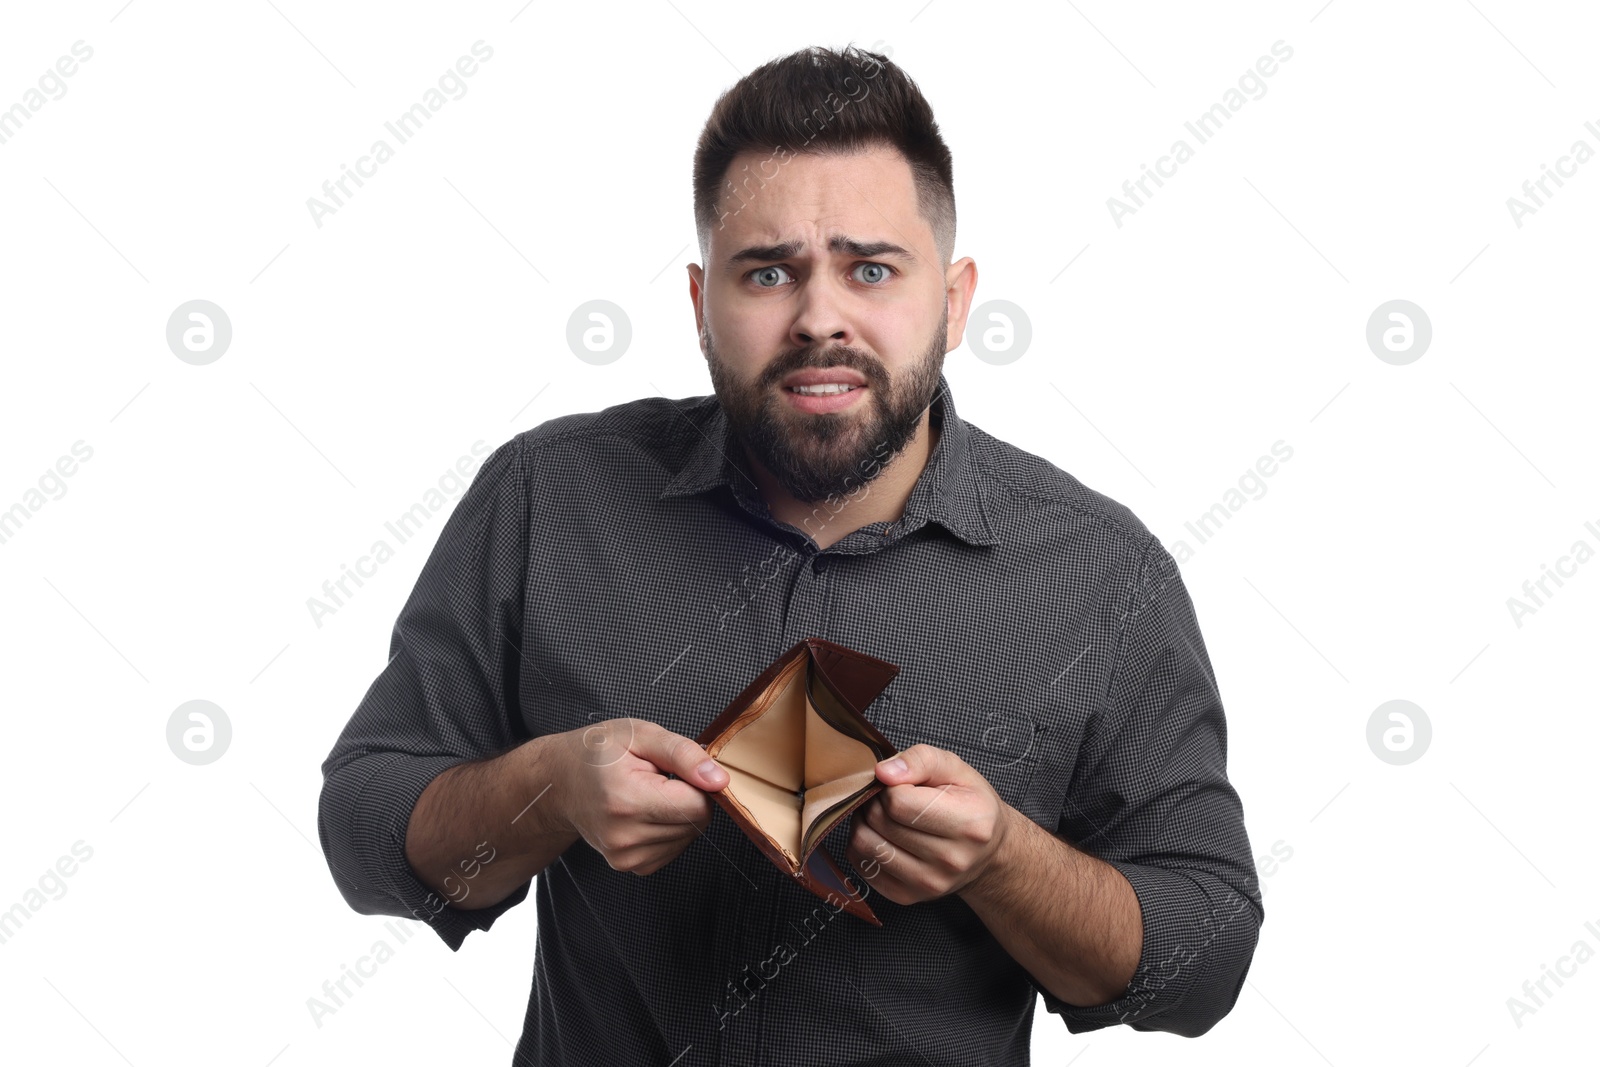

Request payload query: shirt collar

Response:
[658,372,998,547]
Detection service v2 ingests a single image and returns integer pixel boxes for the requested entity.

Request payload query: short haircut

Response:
[692,44,956,266]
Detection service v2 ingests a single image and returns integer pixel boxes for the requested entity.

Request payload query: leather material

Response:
[696,638,900,925]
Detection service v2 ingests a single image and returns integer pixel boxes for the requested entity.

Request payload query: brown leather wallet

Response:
[695,637,900,926]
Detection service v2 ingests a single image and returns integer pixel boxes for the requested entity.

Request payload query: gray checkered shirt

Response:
[317,372,1263,1064]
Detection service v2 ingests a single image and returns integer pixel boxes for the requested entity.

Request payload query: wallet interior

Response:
[713,655,886,867]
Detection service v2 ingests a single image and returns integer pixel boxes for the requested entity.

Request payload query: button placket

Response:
[758,552,832,1060]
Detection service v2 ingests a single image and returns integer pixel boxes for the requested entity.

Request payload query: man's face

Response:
[688,145,972,506]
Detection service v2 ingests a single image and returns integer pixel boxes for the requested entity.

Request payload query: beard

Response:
[704,306,948,506]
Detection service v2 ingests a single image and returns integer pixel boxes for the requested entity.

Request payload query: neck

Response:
[747,411,940,551]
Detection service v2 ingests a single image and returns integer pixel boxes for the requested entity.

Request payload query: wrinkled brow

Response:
[726,235,915,267]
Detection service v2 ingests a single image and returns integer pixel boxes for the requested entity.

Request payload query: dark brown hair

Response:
[692,45,956,264]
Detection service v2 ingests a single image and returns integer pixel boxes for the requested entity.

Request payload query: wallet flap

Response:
[805,639,900,734]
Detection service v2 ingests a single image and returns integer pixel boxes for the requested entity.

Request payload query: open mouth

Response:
[782,381,866,414]
[787,383,860,396]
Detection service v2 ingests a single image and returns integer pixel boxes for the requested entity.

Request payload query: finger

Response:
[589,818,704,856]
[847,817,916,901]
[877,780,966,835]
[860,794,950,856]
[629,837,699,876]
[875,743,959,787]
[596,831,700,875]
[631,720,730,791]
[640,776,717,826]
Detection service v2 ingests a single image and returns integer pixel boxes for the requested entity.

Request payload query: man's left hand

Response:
[842,743,1013,905]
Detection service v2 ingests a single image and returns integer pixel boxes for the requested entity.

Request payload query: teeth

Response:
[789,383,857,396]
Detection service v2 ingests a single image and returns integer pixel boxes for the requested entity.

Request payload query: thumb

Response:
[875,746,921,783]
[635,721,729,790]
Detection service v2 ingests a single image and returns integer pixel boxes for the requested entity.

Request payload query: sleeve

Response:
[316,434,537,952]
[1036,536,1263,1036]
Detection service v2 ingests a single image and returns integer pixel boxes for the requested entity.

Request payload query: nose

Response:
[788,274,852,350]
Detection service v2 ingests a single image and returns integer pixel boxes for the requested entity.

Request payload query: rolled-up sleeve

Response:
[316,434,536,951]
[1039,536,1262,1036]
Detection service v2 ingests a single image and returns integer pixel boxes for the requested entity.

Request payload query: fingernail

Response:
[882,758,907,775]
[698,758,727,784]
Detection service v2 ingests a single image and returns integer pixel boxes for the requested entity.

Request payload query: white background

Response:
[1,1,1596,1064]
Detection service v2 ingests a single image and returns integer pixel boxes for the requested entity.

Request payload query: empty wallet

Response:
[695,637,901,926]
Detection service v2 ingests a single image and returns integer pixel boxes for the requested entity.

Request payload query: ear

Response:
[687,262,708,358]
[943,257,978,355]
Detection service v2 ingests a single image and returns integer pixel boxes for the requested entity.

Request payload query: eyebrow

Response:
[726,235,916,267]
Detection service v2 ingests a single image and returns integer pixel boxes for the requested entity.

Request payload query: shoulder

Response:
[510,391,717,470]
[965,418,1164,565]
[967,419,1185,638]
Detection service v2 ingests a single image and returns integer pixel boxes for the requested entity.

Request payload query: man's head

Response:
[687,45,976,507]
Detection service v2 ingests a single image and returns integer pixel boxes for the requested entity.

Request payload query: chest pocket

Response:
[873,688,1042,811]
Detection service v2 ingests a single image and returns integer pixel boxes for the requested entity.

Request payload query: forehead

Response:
[710,145,931,259]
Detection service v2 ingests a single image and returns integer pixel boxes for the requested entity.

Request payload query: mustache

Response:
[756,345,890,391]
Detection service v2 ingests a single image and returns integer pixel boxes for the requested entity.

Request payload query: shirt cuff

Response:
[348,751,532,952]
[1033,860,1260,1036]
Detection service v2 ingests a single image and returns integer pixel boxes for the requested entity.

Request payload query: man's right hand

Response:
[550,718,731,877]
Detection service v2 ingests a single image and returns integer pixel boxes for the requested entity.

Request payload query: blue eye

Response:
[752,265,792,287]
[853,262,891,284]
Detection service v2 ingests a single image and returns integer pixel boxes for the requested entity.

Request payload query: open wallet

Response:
[694,638,901,926]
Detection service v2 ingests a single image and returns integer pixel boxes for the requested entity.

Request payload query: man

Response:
[318,44,1262,1065]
